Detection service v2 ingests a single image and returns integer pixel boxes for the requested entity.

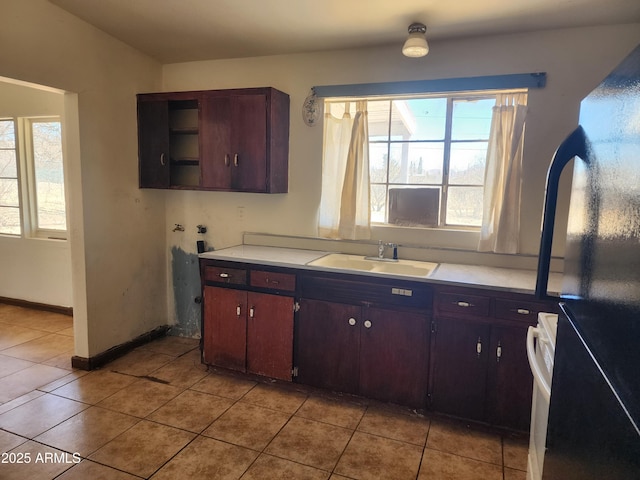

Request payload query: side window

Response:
[26,118,67,235]
[0,117,67,238]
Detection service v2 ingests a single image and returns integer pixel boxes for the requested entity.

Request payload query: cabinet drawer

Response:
[250,270,296,292]
[437,292,491,317]
[204,266,247,285]
[494,299,547,323]
[300,274,431,309]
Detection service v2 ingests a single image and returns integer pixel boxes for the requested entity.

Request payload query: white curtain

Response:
[318,101,371,239]
[478,93,528,254]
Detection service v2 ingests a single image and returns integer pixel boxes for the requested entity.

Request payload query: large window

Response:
[0,116,67,238]
[325,92,517,228]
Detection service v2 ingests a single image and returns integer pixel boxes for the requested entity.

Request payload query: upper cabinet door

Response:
[231,93,268,192]
[138,100,170,188]
[201,95,232,189]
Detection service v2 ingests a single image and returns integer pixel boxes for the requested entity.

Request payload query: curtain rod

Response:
[313,73,546,98]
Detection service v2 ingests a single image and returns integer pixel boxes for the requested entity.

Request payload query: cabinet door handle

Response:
[348,317,357,326]
[364,320,372,329]
[496,341,502,363]
[249,307,255,318]
[236,305,241,317]
[476,337,482,357]
[160,153,166,166]
[457,301,473,308]
[224,154,230,167]
[234,153,239,167]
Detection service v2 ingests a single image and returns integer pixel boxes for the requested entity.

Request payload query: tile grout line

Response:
[327,401,369,477]
[414,414,433,479]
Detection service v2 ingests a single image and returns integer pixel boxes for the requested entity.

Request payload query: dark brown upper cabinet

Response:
[137,87,289,193]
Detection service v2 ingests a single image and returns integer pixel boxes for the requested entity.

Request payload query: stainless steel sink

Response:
[308,253,438,278]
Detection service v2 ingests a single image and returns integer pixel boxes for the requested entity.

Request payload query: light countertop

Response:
[199,245,563,296]
[199,245,329,266]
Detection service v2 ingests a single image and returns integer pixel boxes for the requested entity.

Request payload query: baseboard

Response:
[0,296,73,316]
[71,325,170,371]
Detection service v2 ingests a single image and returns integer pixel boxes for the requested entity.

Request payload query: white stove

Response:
[526,312,559,480]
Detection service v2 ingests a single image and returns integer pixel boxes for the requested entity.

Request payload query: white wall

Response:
[0,81,73,307]
[161,24,640,262]
[0,0,166,357]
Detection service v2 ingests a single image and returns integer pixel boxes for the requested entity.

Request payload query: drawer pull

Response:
[516,308,531,315]
[457,301,473,308]
[219,273,230,278]
[348,317,357,326]
[267,279,280,286]
[476,337,482,357]
[364,320,372,329]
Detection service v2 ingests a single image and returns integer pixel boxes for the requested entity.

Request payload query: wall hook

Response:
[173,224,184,232]
[197,225,207,234]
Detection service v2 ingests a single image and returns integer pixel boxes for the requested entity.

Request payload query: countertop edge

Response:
[199,245,563,297]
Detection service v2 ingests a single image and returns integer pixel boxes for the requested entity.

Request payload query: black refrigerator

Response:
[536,43,640,479]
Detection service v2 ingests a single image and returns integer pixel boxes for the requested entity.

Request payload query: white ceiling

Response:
[50,0,640,63]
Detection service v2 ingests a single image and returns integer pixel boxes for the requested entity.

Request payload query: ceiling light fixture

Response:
[402,23,429,58]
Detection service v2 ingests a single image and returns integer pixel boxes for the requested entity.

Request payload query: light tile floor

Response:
[0,303,529,480]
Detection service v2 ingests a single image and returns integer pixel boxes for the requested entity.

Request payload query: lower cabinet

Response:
[203,285,294,381]
[295,298,429,409]
[485,323,534,430]
[294,298,360,395]
[429,317,490,421]
[429,285,559,430]
[430,317,532,429]
[200,259,557,431]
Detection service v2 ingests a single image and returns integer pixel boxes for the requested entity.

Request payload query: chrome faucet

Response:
[373,240,399,261]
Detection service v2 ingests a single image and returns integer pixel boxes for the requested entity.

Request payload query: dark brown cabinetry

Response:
[201,261,295,381]
[295,273,431,409]
[430,285,559,430]
[429,317,490,420]
[295,298,361,394]
[138,93,200,188]
[199,255,557,430]
[138,87,289,192]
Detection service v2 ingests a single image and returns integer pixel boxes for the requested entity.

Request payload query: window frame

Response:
[0,116,67,240]
[0,118,23,236]
[22,117,67,239]
[325,89,525,230]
